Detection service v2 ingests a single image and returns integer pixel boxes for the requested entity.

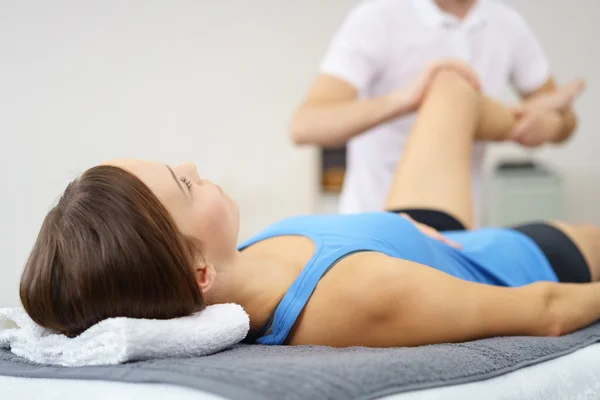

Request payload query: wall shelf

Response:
[321,146,346,193]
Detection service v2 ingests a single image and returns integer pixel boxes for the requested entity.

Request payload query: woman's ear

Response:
[195,263,217,294]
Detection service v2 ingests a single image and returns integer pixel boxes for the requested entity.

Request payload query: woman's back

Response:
[239,212,557,345]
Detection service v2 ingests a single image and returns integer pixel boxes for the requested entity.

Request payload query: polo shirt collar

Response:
[411,0,489,30]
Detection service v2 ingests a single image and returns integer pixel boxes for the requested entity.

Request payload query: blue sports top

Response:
[237,212,557,345]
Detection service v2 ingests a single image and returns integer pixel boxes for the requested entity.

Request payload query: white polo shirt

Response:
[320,0,550,220]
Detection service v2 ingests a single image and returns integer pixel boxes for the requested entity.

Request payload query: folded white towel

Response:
[0,304,250,367]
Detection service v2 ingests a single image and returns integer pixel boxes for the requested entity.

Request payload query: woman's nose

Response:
[177,161,201,181]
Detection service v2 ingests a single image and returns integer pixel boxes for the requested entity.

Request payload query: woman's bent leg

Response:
[385,70,481,229]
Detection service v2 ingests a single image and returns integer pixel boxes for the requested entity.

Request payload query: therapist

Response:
[290,0,581,219]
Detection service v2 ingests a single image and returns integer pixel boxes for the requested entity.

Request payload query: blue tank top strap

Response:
[237,223,367,345]
[256,238,367,345]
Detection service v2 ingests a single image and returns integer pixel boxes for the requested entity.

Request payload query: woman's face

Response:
[105,159,240,263]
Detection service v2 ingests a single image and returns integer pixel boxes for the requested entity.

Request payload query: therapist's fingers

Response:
[508,119,527,141]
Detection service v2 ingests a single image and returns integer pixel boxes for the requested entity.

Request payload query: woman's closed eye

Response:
[179,177,193,191]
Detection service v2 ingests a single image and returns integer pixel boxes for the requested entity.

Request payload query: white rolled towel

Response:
[0,304,250,367]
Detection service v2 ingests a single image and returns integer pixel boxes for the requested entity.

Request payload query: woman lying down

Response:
[20,65,596,348]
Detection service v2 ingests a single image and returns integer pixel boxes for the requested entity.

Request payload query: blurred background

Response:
[0,0,598,307]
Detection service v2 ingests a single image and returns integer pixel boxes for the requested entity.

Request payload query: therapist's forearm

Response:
[289,94,410,147]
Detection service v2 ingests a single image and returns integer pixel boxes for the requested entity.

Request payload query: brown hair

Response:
[20,165,206,337]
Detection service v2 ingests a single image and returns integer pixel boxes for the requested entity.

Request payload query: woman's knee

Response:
[430,69,478,93]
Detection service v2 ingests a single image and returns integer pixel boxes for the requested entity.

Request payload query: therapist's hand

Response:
[387,60,481,114]
[399,213,462,250]
[508,106,564,148]
[508,79,585,147]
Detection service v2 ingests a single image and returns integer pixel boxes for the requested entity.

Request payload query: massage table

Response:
[3,322,600,400]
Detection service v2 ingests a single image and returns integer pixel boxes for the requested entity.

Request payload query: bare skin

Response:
[434,0,477,19]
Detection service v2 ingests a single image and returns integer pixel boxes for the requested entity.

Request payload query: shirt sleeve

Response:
[509,13,551,95]
[319,2,387,93]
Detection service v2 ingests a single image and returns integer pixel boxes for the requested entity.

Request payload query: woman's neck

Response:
[204,250,295,331]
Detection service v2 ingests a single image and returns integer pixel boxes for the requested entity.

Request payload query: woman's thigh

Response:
[383,71,480,229]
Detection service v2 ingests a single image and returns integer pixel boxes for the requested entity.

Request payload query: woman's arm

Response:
[287,252,600,348]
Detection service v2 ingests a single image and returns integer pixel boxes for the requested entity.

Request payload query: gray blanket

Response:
[2,322,600,400]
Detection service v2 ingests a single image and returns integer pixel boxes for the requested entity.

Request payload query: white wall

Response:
[0,0,599,308]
